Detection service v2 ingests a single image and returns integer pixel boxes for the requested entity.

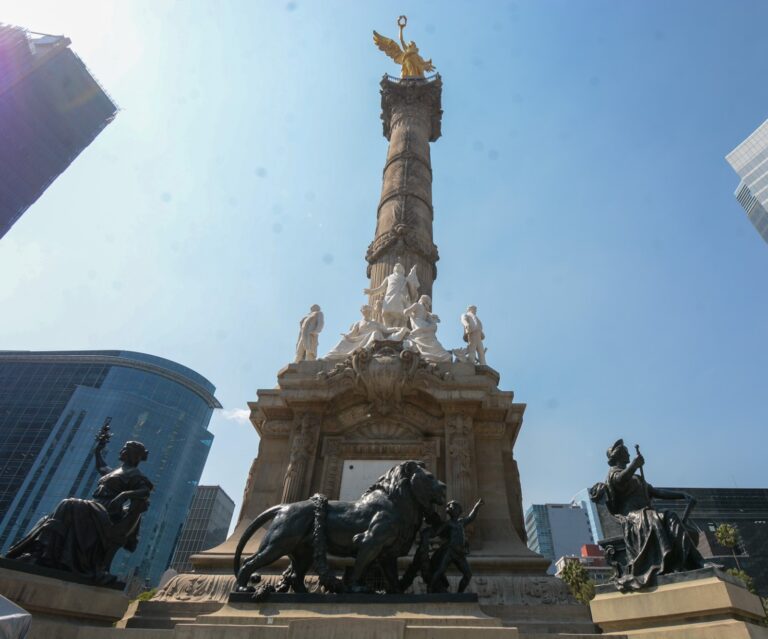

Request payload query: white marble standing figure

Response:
[324,305,406,360]
[372,297,384,324]
[403,295,452,363]
[295,304,324,362]
[460,305,486,365]
[364,262,419,327]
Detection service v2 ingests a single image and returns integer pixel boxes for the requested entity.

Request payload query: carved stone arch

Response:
[401,400,444,435]
[342,419,424,440]
[332,394,443,437]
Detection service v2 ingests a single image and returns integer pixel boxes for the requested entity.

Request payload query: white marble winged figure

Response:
[325,305,407,360]
[460,305,486,365]
[295,304,324,362]
[364,262,419,328]
[403,295,452,363]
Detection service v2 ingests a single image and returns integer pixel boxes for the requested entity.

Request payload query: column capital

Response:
[380,74,443,142]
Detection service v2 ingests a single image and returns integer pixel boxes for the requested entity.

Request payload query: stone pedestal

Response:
[172,596,516,639]
[193,351,545,578]
[0,563,129,639]
[160,345,598,634]
[131,572,595,635]
[590,568,768,638]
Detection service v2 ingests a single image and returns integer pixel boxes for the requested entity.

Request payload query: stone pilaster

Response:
[366,75,442,301]
[281,412,320,504]
[445,412,476,508]
[504,452,526,543]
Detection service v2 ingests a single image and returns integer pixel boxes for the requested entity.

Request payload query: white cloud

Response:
[221,408,250,425]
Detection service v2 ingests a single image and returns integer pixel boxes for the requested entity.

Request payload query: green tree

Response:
[722,567,767,626]
[134,588,157,602]
[726,568,754,593]
[559,559,596,605]
[715,523,742,570]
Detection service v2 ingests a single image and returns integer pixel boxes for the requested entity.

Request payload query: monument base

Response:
[126,572,597,635]
[227,592,479,604]
[590,567,768,638]
[0,563,130,639]
[174,598,515,638]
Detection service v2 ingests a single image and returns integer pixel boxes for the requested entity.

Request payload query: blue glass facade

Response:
[169,485,235,573]
[0,351,220,587]
[524,502,594,574]
[525,504,554,561]
[0,26,117,239]
[572,487,605,542]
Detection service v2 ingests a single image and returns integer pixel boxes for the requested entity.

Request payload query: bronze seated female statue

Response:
[6,424,152,585]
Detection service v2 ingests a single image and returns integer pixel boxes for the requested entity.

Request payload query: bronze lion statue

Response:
[234,460,446,594]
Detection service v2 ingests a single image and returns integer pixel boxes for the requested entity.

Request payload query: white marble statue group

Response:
[294,262,487,366]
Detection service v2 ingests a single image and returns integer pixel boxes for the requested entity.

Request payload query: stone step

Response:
[502,619,599,635]
[522,635,625,639]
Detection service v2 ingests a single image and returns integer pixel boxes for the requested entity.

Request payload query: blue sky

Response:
[2,1,767,520]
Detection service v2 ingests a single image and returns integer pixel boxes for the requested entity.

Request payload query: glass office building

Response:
[0,350,221,587]
[726,119,768,244]
[524,503,594,574]
[654,487,768,596]
[169,485,234,573]
[0,26,117,238]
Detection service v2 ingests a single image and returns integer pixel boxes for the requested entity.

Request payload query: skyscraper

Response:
[0,350,221,586]
[726,119,768,243]
[169,485,235,574]
[0,25,117,238]
[524,503,595,573]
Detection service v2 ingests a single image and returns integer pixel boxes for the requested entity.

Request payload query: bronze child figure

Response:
[428,498,484,593]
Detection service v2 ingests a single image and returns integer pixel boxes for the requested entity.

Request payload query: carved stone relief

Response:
[446,414,475,506]
[406,575,574,605]
[320,342,420,415]
[474,422,506,439]
[343,420,422,440]
[154,574,236,603]
[281,413,320,503]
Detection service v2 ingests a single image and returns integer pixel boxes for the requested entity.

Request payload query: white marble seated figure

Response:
[325,305,408,360]
[364,262,419,328]
[403,295,452,363]
[295,304,324,363]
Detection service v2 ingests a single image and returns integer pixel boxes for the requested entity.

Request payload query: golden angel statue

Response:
[373,16,435,79]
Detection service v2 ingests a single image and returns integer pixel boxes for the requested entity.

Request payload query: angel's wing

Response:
[373,31,404,64]
[423,58,435,73]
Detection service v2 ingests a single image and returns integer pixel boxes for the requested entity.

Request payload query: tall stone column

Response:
[445,412,475,508]
[281,412,319,504]
[366,75,443,301]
